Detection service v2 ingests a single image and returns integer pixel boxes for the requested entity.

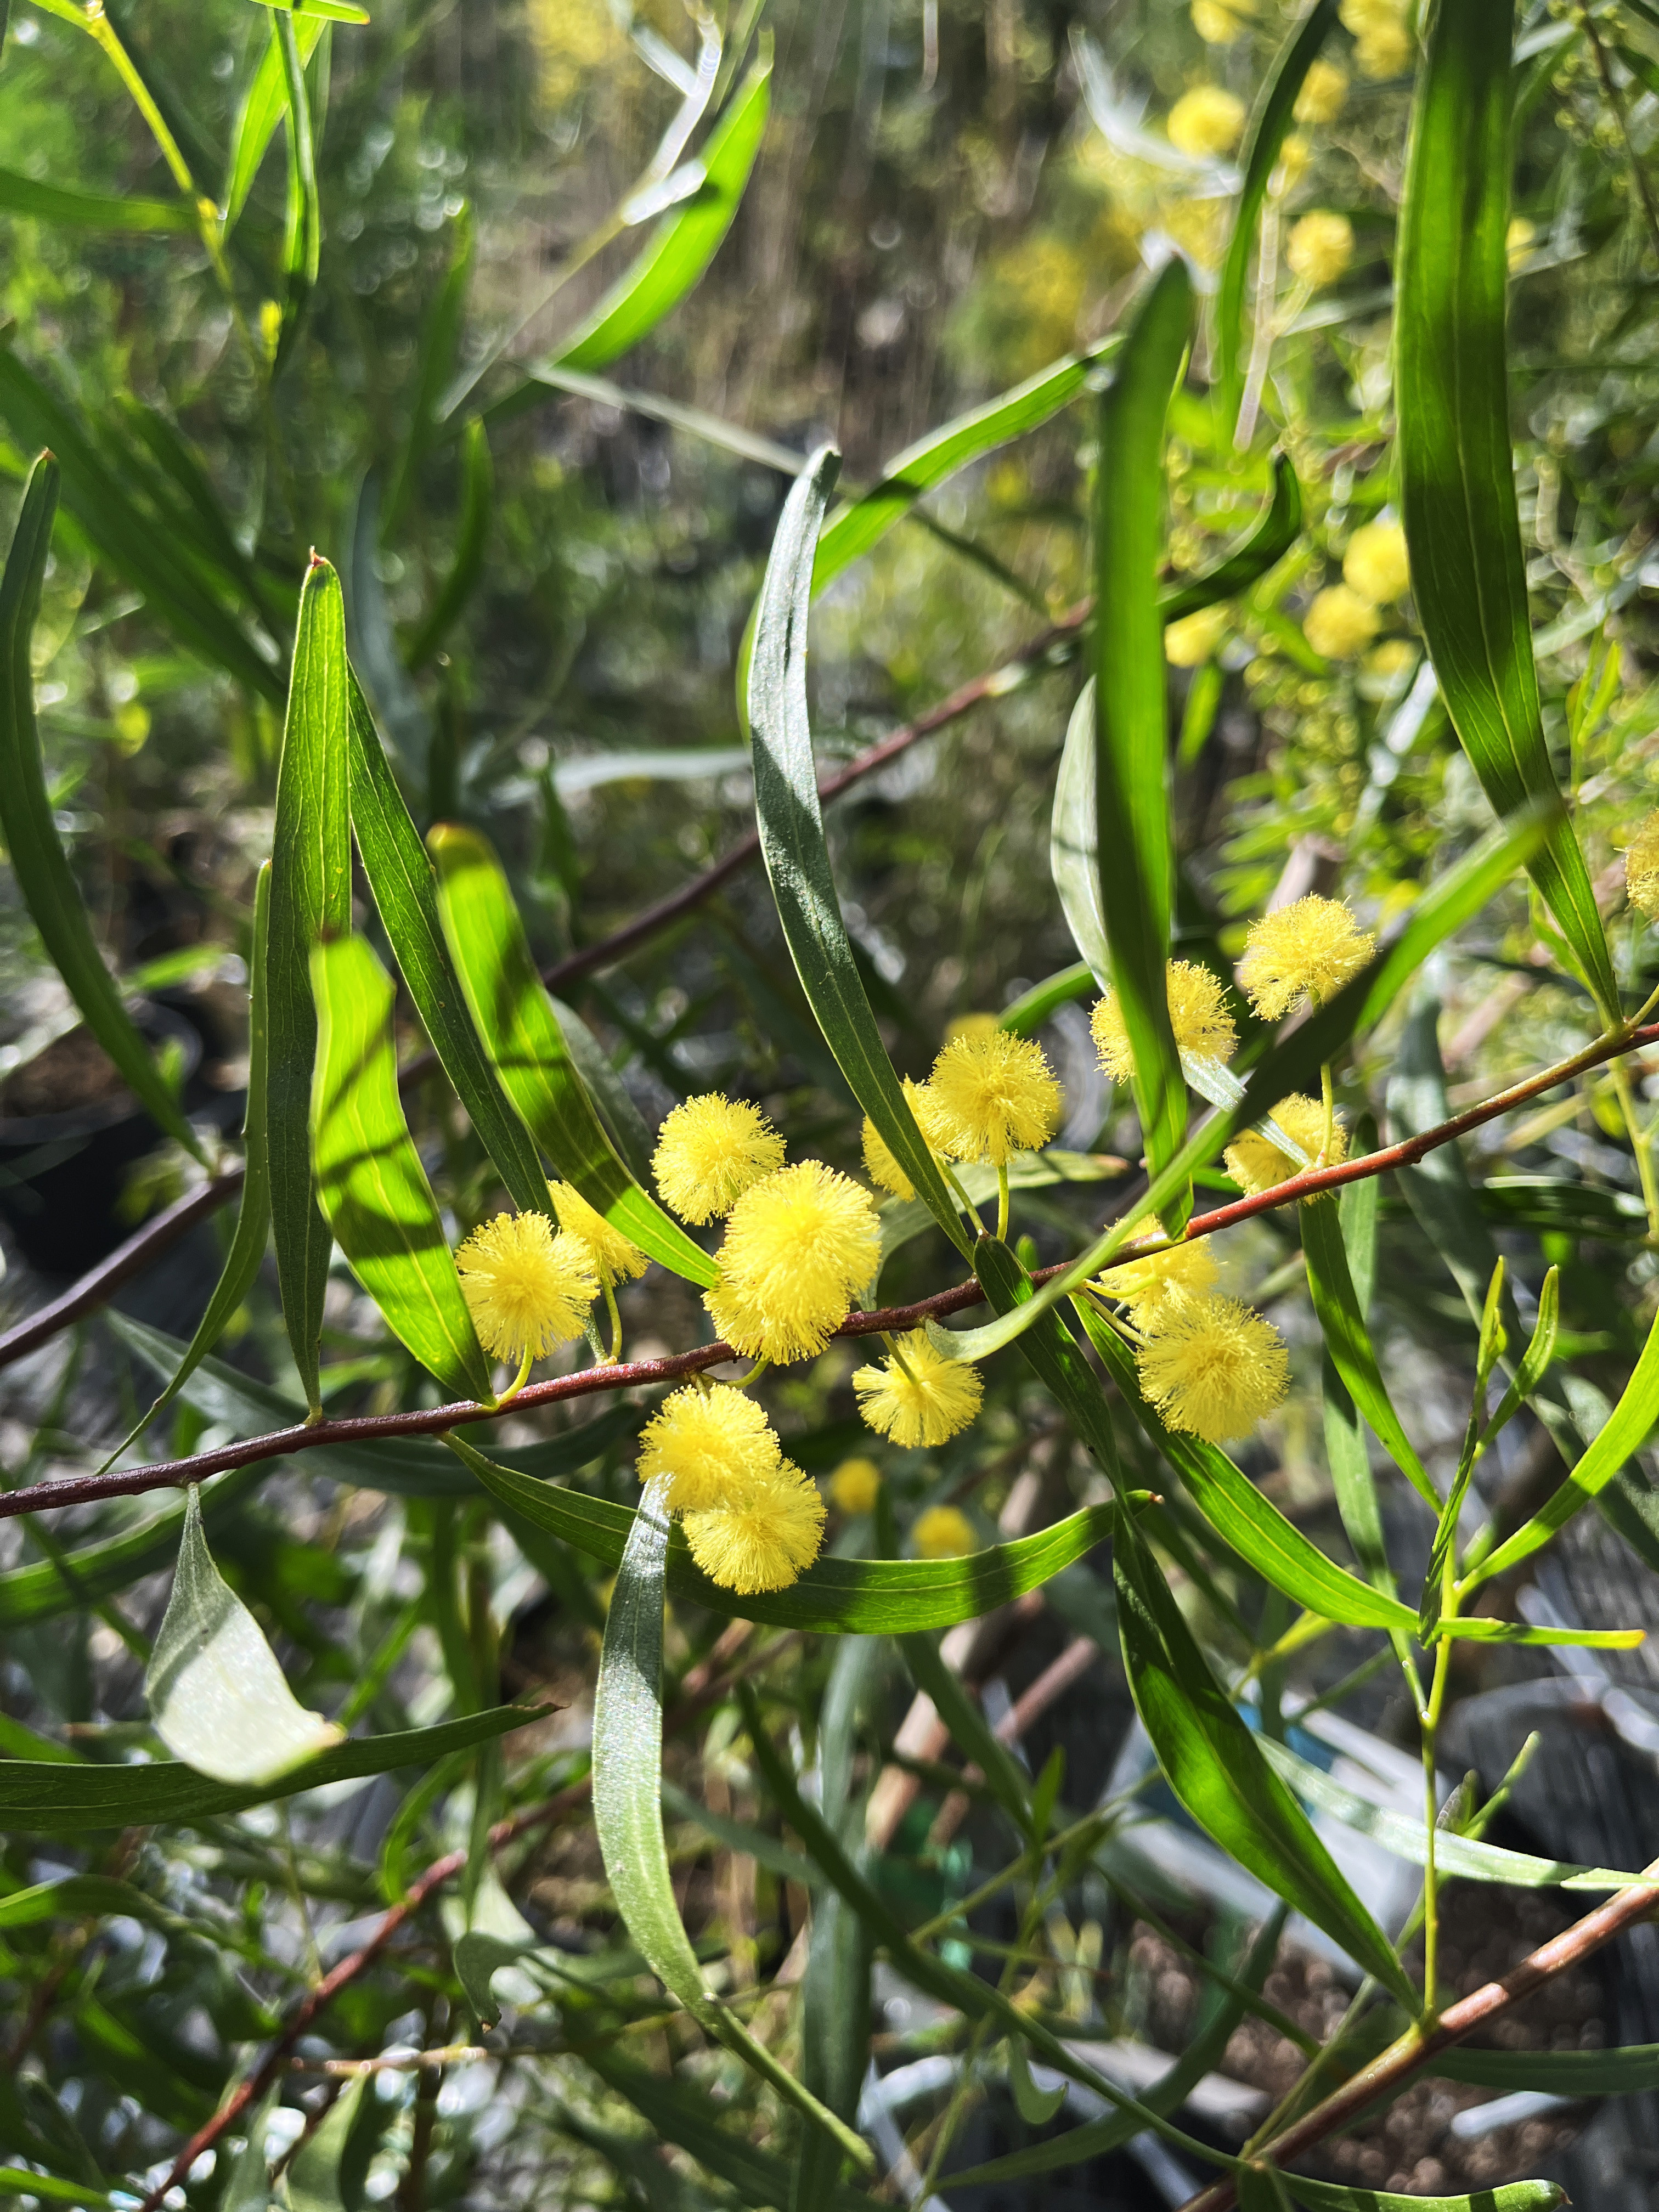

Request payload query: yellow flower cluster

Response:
[928,1029,1062,1165]
[652,1093,785,1224]
[1340,0,1411,77]
[639,1383,825,1593]
[1165,604,1229,668]
[455,1212,597,1364]
[1304,581,1377,658]
[913,1504,978,1559]
[1238,895,1375,1020]
[862,1076,950,1200]
[549,1182,647,1290]
[1294,59,1348,122]
[854,1329,984,1448]
[1626,810,1659,920]
[1192,0,1253,44]
[1167,84,1246,157]
[1091,960,1237,1083]
[1093,1222,1219,1328]
[1137,1294,1290,1443]
[1344,520,1410,606]
[706,1159,881,1363]
[1225,1094,1347,1195]
[828,1456,882,1515]
[1285,211,1353,290]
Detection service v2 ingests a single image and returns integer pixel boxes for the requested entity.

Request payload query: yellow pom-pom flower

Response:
[1294,58,1348,121]
[1165,605,1229,668]
[1353,17,1410,75]
[683,1460,827,1594]
[1285,211,1353,289]
[1094,1223,1220,1325]
[945,1012,1001,1045]
[1136,1294,1290,1443]
[455,1212,597,1363]
[1343,520,1410,606]
[1239,895,1376,1020]
[1626,811,1659,919]
[706,1160,882,1363]
[1192,0,1252,45]
[652,1093,785,1224]
[853,1330,984,1449]
[913,1504,977,1559]
[1304,583,1378,659]
[927,1031,1061,1165]
[1092,960,1237,1083]
[1273,133,1312,190]
[1224,1094,1347,1196]
[1506,217,1536,270]
[1167,84,1246,156]
[828,1456,882,1515]
[637,1380,781,1514]
[862,1079,946,1201]
[549,1181,648,1289]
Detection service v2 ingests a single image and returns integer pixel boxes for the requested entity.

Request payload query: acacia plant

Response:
[4,0,1659,2207]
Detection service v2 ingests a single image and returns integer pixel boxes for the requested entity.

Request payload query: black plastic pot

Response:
[0,1005,204,1278]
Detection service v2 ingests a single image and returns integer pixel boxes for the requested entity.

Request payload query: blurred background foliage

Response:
[7,0,1659,2204]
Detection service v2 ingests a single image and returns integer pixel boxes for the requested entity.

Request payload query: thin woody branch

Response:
[0,606,1088,1380]
[1177,1854,1659,2212]
[8,1015,1657,1523]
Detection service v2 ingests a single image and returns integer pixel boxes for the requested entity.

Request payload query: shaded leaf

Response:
[0,1703,541,1833]
[1301,1196,1437,1511]
[450,1431,1125,1633]
[1396,0,1617,1017]
[405,415,492,670]
[1113,1514,1416,2004]
[0,165,193,230]
[0,454,205,1158]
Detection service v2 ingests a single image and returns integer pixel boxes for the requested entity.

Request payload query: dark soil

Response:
[2,1025,131,1118]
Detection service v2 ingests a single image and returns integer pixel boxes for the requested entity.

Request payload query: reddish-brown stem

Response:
[17,1014,1659,1523]
[1177,1857,1659,2212]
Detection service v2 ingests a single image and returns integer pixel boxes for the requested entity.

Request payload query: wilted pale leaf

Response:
[145,1487,343,1786]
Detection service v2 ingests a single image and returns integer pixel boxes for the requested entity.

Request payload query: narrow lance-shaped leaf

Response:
[310,934,495,1403]
[1215,0,1342,433]
[449,1432,1124,1634]
[1396,0,1618,1019]
[428,822,716,1285]
[1301,1196,1438,1511]
[929,805,1548,1366]
[1115,1515,1416,2005]
[0,167,195,231]
[482,57,771,427]
[1319,1174,1393,1591]
[1284,2179,1563,2212]
[0,455,205,1160]
[1094,259,1192,1207]
[223,8,326,224]
[747,447,972,1256]
[97,864,276,1470]
[1073,1295,1415,1632]
[274,10,321,360]
[268,555,352,1412]
[346,672,555,1223]
[0,1704,541,1835]
[592,1479,874,2169]
[145,1488,343,1786]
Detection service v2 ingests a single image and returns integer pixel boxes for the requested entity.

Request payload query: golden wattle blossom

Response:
[853,1330,984,1449]
[1225,1095,1348,1197]
[1238,895,1375,1020]
[1136,1294,1290,1444]
[682,1461,826,1594]
[705,1160,881,1363]
[1092,960,1237,1084]
[927,1030,1061,1165]
[651,1092,785,1224]
[455,1212,597,1363]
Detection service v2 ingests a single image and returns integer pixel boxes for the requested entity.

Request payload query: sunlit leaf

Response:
[0,165,194,230]
[310,934,494,1401]
[1092,258,1192,1205]
[747,447,972,1256]
[224,9,327,224]
[1301,1196,1438,1511]
[269,555,353,1412]
[429,822,715,1284]
[145,1487,344,1785]
[1283,2177,1563,2212]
